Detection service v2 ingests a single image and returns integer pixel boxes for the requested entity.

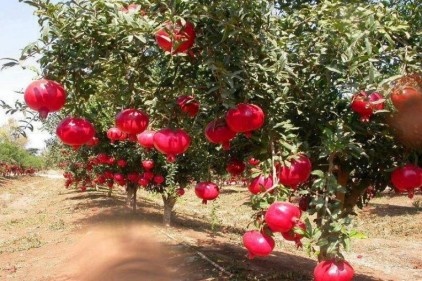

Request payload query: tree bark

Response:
[126,183,137,212]
[162,195,177,227]
[343,180,370,213]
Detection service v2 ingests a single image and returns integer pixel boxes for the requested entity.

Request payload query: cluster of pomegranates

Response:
[350,74,422,122]
[243,202,306,259]
[205,103,265,150]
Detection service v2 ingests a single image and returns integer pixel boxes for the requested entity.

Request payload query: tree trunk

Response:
[343,179,371,213]
[162,195,177,227]
[126,183,137,212]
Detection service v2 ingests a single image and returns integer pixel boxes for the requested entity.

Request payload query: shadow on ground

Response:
[57,188,382,281]
[366,203,421,217]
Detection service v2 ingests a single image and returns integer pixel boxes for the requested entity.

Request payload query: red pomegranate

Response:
[113,173,125,183]
[264,202,301,233]
[242,230,275,259]
[86,136,99,147]
[225,103,265,137]
[153,128,191,162]
[314,260,355,281]
[248,175,273,194]
[115,108,149,135]
[56,117,95,149]
[24,79,66,119]
[137,130,156,149]
[390,74,422,110]
[390,164,422,193]
[204,119,237,150]
[143,171,155,181]
[176,188,185,196]
[127,173,140,184]
[277,154,312,189]
[177,95,200,117]
[142,160,154,171]
[107,127,127,143]
[153,175,165,185]
[155,20,196,54]
[226,159,246,177]
[194,182,219,204]
[117,159,127,168]
[299,195,312,211]
[350,91,384,122]
[248,157,260,166]
[281,220,306,248]
[138,178,149,187]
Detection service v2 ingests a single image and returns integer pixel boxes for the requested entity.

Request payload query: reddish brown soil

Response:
[1,174,421,281]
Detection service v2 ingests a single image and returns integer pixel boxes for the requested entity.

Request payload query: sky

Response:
[0,0,51,150]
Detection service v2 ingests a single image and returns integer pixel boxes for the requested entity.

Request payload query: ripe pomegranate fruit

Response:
[314,260,354,281]
[113,173,125,184]
[351,91,385,122]
[138,177,149,187]
[115,108,149,135]
[391,87,422,110]
[143,171,155,181]
[24,79,66,119]
[177,95,200,117]
[248,157,260,166]
[153,175,165,185]
[299,195,312,211]
[225,103,265,137]
[390,164,422,193]
[194,182,219,204]
[117,159,127,168]
[248,175,273,194]
[281,220,306,248]
[137,130,156,149]
[242,230,275,259]
[264,202,301,233]
[390,74,422,110]
[277,154,312,189]
[153,128,191,162]
[56,117,95,149]
[142,160,154,170]
[86,136,99,147]
[176,188,185,196]
[155,20,196,54]
[204,118,237,150]
[127,173,140,184]
[226,159,246,177]
[107,127,127,143]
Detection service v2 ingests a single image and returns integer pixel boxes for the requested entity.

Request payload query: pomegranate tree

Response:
[7,0,422,279]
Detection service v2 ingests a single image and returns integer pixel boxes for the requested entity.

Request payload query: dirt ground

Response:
[0,173,421,281]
